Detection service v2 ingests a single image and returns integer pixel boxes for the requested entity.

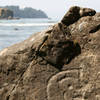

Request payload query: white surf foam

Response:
[0,23,55,27]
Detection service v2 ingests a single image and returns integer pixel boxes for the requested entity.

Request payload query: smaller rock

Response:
[14,28,19,31]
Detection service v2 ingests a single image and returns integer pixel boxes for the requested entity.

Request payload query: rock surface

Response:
[0,8,13,19]
[0,6,100,100]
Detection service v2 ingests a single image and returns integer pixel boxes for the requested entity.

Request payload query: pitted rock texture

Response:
[0,6,100,100]
[47,70,79,100]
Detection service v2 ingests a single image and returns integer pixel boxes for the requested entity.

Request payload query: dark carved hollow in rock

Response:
[38,40,81,69]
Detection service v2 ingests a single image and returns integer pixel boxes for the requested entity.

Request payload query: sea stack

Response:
[0,6,100,100]
[0,8,13,19]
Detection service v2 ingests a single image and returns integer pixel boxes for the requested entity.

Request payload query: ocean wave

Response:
[0,23,55,27]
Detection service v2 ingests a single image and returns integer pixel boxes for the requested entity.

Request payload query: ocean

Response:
[0,18,57,50]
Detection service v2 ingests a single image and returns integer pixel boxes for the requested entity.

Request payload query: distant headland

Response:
[0,6,48,19]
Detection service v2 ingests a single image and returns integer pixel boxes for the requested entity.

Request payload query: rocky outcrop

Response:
[0,6,100,100]
[0,8,13,19]
[61,6,96,26]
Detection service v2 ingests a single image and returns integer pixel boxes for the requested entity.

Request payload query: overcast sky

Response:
[0,0,100,19]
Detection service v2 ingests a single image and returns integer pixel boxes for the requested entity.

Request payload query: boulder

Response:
[0,6,100,100]
[0,8,13,19]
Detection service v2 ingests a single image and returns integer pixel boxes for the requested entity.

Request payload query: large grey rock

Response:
[0,6,100,100]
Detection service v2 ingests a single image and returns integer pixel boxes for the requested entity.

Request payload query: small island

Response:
[0,6,48,19]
